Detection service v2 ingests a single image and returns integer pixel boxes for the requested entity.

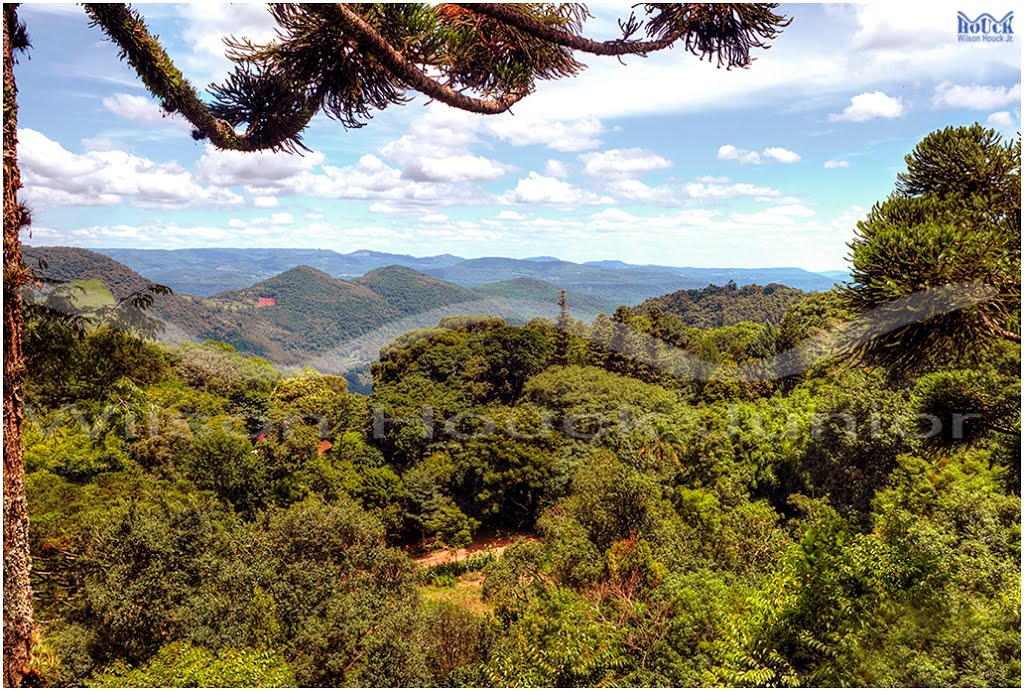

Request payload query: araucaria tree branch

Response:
[83,3,791,154]
[83,3,299,152]
[305,4,529,114]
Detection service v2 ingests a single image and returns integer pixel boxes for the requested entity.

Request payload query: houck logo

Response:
[957,11,1014,42]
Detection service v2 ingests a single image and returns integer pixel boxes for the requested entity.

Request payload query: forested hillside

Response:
[633,281,806,328]
[209,266,403,359]
[23,246,152,298]
[18,126,1021,687]
[22,289,1020,687]
[353,265,479,316]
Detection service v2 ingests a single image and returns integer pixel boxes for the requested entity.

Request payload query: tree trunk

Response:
[3,4,34,686]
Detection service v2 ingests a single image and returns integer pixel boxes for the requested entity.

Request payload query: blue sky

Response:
[13,2,1021,271]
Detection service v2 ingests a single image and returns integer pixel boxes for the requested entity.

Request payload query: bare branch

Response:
[456,2,791,67]
[981,314,1022,343]
[453,2,683,56]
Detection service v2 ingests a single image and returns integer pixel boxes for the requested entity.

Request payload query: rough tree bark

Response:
[3,3,34,686]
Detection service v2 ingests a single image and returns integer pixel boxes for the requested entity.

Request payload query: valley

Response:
[24,245,820,391]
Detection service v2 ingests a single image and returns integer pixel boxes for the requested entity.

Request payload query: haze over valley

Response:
[26,244,821,390]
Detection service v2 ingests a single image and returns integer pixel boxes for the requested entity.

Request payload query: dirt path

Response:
[412,534,538,568]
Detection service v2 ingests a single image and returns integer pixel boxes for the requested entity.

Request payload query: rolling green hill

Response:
[633,282,806,328]
[353,265,478,315]
[23,245,232,346]
[206,266,402,361]
[25,249,501,368]
[25,248,412,364]
[24,245,157,299]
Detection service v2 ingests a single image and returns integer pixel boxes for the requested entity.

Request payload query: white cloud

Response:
[717,144,762,165]
[377,105,509,182]
[227,213,293,229]
[849,4,951,51]
[580,147,671,179]
[732,203,815,226]
[502,172,610,206]
[932,82,1021,110]
[605,179,664,202]
[295,155,406,197]
[102,93,191,130]
[828,91,905,122]
[368,202,401,215]
[486,115,605,152]
[399,154,507,183]
[251,195,279,208]
[292,155,490,208]
[684,181,781,202]
[397,105,481,149]
[987,111,1015,127]
[176,4,279,83]
[718,145,800,165]
[591,207,637,222]
[824,159,850,169]
[17,129,243,209]
[81,136,128,152]
[196,145,325,188]
[762,147,801,164]
[22,220,319,249]
[605,177,782,206]
[544,160,569,178]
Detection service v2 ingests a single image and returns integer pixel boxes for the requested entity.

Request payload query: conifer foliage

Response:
[3,4,791,685]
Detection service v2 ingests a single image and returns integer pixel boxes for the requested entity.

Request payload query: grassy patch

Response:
[420,573,491,615]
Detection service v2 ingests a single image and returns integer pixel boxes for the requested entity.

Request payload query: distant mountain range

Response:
[24,246,842,389]
[96,247,847,301]
[24,247,618,373]
[95,247,464,296]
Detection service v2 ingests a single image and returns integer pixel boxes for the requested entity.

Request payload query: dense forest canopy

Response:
[4,6,795,682]
[15,125,1021,687]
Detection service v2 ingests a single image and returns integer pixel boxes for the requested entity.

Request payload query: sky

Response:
[12,2,1022,271]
